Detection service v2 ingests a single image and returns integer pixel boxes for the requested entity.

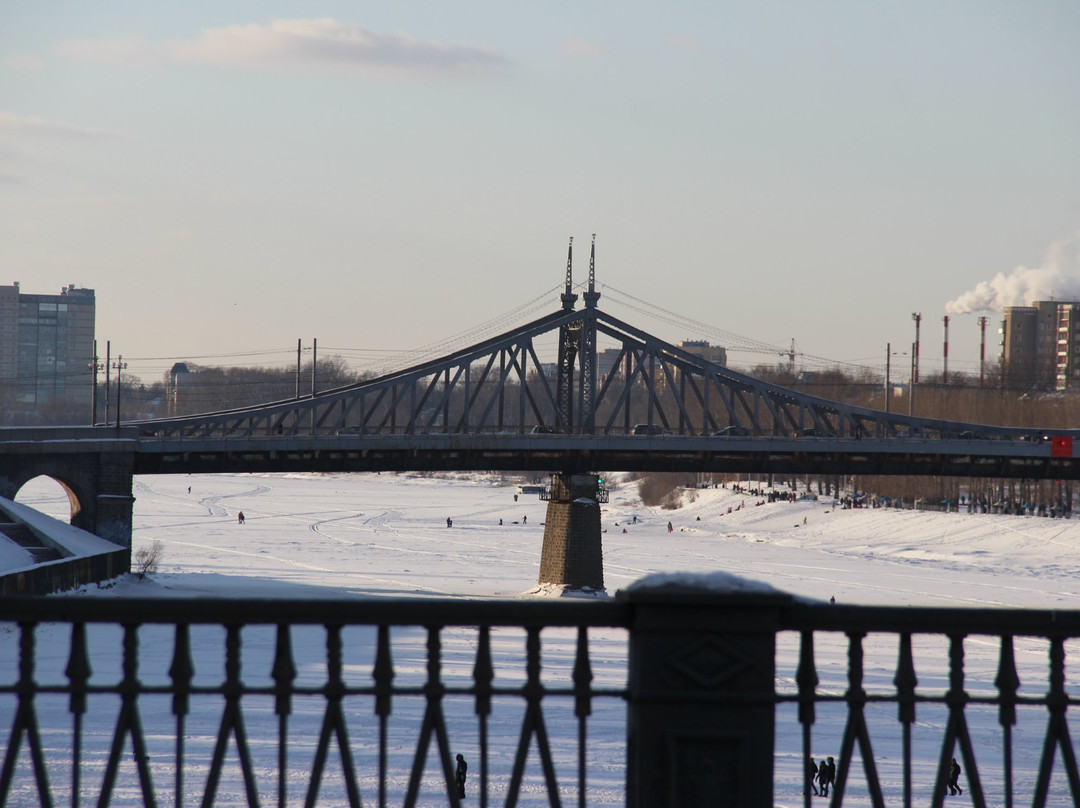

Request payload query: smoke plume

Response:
[946,233,1080,314]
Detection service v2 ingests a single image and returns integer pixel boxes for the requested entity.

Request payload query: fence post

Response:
[621,575,791,808]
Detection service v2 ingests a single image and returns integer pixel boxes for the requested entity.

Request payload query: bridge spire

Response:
[583,233,600,309]
[561,237,578,311]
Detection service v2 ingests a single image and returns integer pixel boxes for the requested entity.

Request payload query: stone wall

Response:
[538,473,604,590]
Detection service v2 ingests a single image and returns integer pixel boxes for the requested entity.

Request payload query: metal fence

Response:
[2,584,1080,807]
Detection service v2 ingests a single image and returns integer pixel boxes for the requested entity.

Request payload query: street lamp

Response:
[295,339,318,400]
[885,344,907,413]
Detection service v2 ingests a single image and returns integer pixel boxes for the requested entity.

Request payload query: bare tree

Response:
[133,540,165,579]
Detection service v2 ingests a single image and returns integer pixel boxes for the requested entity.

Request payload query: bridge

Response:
[1,237,1077,586]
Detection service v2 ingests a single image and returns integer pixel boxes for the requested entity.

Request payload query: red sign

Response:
[1051,435,1073,458]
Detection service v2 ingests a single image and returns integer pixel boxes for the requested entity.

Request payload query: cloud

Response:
[0,113,121,186]
[2,54,47,73]
[53,37,163,67]
[563,38,605,58]
[945,233,1080,314]
[56,18,512,78]
[0,111,120,140]
[664,35,702,51]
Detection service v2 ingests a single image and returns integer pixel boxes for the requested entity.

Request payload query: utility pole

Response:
[88,340,103,425]
[885,342,891,413]
[311,338,318,433]
[104,340,111,427]
[909,342,916,416]
[978,316,988,386]
[112,354,127,429]
[911,312,921,385]
[295,338,302,399]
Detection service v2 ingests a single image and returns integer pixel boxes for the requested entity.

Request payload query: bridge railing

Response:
[122,422,1063,445]
[2,585,1079,807]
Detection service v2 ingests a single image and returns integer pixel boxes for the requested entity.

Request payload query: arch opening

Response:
[13,475,81,523]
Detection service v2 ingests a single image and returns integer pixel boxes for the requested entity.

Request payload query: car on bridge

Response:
[711,426,749,437]
[337,426,371,436]
[632,424,665,436]
[530,426,556,434]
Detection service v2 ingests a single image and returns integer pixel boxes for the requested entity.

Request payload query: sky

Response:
[6,471,1080,805]
[2,2,1079,386]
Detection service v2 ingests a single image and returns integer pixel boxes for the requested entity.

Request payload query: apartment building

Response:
[0,283,96,411]
[677,340,728,367]
[596,340,728,386]
[1001,300,1080,390]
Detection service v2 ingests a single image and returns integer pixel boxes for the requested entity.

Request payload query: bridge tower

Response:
[556,238,581,430]
[541,237,606,591]
[579,234,600,434]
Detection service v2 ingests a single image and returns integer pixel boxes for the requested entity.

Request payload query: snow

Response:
[4,471,1080,806]
[0,495,122,573]
[622,570,785,596]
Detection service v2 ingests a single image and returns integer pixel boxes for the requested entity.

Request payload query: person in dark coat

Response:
[820,756,835,797]
[948,757,963,795]
[806,757,819,795]
[455,753,468,798]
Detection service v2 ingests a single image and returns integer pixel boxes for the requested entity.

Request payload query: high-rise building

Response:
[1001,300,1080,390]
[595,341,728,391]
[677,340,728,367]
[1053,303,1080,389]
[0,282,96,412]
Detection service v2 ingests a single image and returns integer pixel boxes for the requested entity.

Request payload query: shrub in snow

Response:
[134,540,164,579]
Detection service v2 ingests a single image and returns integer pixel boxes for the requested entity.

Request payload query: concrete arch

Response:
[0,451,135,549]
[13,473,84,523]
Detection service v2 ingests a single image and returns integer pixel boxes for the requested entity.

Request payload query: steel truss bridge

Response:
[118,240,1076,480]
[4,238,1080,483]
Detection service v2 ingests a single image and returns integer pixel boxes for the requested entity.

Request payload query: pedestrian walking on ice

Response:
[820,756,835,796]
[447,517,452,528]
[238,512,245,525]
[948,757,963,795]
[455,753,468,798]
[522,515,527,524]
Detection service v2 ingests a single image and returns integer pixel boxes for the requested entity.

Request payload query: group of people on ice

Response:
[808,755,964,797]
[807,756,836,796]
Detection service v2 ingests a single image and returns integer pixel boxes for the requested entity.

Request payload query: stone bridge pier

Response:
[538,472,605,591]
[0,449,135,573]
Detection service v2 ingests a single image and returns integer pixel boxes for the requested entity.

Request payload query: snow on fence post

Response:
[620,573,792,808]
